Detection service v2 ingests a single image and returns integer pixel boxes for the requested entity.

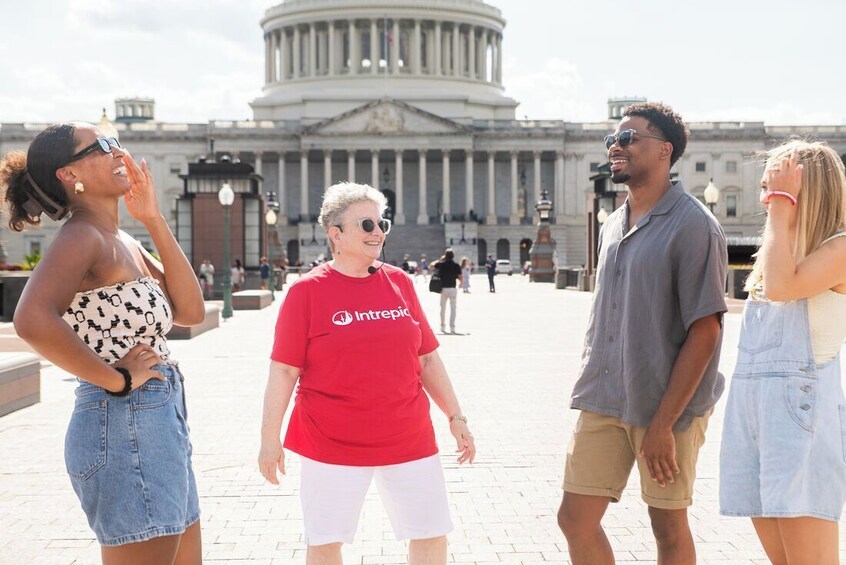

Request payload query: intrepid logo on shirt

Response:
[331,307,411,326]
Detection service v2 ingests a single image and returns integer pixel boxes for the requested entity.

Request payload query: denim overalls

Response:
[720,297,846,521]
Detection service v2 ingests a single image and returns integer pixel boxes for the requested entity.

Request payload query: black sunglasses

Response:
[64,137,122,165]
[338,217,392,235]
[604,129,667,150]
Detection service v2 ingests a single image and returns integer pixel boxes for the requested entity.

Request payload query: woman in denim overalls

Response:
[720,140,846,564]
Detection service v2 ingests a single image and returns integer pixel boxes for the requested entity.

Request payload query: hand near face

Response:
[763,147,804,200]
[123,153,162,224]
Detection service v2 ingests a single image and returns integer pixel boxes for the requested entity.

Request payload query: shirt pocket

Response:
[738,302,784,355]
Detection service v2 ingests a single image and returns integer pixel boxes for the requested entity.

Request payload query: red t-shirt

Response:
[271,262,440,466]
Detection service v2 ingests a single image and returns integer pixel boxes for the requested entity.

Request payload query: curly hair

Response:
[0,124,76,231]
[623,102,689,167]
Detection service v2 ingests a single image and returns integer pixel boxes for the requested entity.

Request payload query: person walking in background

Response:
[460,257,471,293]
[231,258,245,292]
[0,122,205,562]
[199,258,214,299]
[720,141,846,565]
[259,256,270,290]
[557,102,727,565]
[485,254,496,293]
[258,182,475,565]
[433,248,462,334]
[420,254,429,281]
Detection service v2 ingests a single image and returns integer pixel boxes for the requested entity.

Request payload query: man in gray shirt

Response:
[557,102,727,565]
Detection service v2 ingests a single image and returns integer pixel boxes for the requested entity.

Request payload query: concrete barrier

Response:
[232,290,273,310]
[167,303,221,340]
[0,352,41,417]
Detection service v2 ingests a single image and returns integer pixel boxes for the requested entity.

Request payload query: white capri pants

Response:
[299,454,453,546]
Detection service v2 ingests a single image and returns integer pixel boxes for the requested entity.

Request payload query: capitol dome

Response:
[252,0,517,121]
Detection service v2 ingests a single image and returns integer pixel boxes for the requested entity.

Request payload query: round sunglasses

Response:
[337,217,392,235]
[604,129,666,150]
[64,137,122,165]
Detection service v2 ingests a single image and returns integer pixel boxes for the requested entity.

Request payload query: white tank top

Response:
[808,232,846,363]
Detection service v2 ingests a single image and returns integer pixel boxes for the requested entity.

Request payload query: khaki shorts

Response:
[563,410,710,510]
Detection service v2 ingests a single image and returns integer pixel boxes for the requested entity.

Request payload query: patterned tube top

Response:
[62,277,173,364]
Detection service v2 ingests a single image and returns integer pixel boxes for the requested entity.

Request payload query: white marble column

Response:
[347,150,356,182]
[495,34,502,84]
[478,29,487,82]
[292,26,301,78]
[309,24,317,77]
[468,27,475,79]
[510,151,519,225]
[394,150,404,224]
[533,151,542,204]
[371,150,379,189]
[300,152,309,218]
[452,25,460,77]
[434,22,442,75]
[390,19,400,74]
[486,151,496,223]
[349,20,359,74]
[417,150,427,224]
[442,151,451,219]
[555,150,565,219]
[413,20,421,75]
[281,29,290,79]
[265,33,273,83]
[277,153,288,225]
[254,152,263,187]
[465,150,474,216]
[370,20,378,75]
[323,150,332,187]
[328,21,335,76]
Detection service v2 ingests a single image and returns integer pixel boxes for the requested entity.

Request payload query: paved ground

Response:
[1,273,844,564]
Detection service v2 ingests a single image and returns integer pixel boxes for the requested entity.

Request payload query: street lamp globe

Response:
[218,182,235,206]
[704,178,720,212]
[265,208,278,226]
[597,207,609,224]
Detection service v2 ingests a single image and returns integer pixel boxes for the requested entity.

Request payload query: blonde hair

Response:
[746,139,846,296]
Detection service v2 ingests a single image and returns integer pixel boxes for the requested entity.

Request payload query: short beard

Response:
[610,171,630,184]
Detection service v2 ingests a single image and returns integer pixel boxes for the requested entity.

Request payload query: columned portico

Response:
[417,150,428,224]
[394,150,405,224]
[486,151,496,224]
[465,150,474,217]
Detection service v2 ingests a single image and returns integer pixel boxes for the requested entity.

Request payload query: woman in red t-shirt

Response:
[259,182,475,564]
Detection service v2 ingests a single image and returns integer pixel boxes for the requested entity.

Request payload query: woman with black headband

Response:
[0,123,205,564]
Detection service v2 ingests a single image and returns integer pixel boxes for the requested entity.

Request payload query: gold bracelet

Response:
[449,415,468,424]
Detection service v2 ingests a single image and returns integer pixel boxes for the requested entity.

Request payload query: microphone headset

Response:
[367,242,387,275]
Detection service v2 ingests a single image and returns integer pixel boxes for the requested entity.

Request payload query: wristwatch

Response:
[449,415,468,424]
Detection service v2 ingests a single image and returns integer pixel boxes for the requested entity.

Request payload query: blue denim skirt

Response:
[65,364,200,546]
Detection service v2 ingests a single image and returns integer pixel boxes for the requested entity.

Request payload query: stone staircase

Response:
[383,223,446,266]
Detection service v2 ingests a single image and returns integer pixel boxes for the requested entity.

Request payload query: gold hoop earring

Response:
[74,181,85,194]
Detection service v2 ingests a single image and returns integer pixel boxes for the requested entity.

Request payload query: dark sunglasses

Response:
[604,129,666,150]
[64,137,122,165]
[338,217,392,235]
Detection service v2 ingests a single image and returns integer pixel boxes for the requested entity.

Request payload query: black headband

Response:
[22,173,68,221]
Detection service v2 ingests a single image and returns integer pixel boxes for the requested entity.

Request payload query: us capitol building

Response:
[1,0,844,277]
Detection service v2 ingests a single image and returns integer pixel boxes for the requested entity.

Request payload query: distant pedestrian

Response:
[259,256,270,290]
[199,258,215,298]
[434,248,462,334]
[460,257,471,293]
[258,182,475,564]
[420,255,429,281]
[485,254,496,292]
[720,140,846,564]
[231,258,245,292]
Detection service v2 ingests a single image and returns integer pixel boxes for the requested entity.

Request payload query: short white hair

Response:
[318,182,387,229]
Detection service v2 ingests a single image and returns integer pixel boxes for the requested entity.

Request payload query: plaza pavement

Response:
[1,273,845,565]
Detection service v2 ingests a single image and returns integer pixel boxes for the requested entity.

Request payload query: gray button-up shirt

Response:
[571,181,728,430]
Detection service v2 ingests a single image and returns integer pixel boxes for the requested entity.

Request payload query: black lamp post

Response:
[529,190,556,282]
[265,191,279,301]
[218,182,235,319]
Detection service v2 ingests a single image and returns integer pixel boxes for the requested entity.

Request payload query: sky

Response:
[0,0,844,125]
